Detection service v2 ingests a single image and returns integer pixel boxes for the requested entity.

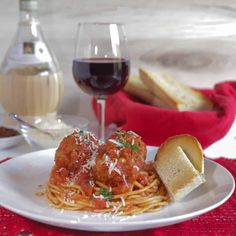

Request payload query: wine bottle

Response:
[0,0,64,116]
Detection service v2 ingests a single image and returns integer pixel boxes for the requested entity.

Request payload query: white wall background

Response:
[1,0,236,120]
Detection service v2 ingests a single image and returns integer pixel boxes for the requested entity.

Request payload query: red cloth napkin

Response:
[0,158,235,236]
[93,81,236,149]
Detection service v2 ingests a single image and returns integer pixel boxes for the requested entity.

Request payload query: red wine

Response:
[73,58,129,96]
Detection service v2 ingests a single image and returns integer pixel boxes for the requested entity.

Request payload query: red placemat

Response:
[0,158,235,236]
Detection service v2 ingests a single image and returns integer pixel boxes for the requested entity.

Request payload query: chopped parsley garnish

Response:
[130,143,139,152]
[83,140,89,145]
[113,130,140,152]
[78,130,84,136]
[99,188,113,199]
[119,138,139,152]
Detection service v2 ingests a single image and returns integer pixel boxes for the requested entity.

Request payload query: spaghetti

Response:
[45,129,169,216]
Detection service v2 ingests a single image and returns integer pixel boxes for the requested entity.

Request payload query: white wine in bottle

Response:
[0,0,64,117]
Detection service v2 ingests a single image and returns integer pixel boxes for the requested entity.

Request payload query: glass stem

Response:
[96,96,106,142]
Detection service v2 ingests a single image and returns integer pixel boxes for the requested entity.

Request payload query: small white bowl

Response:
[0,126,24,149]
[20,114,88,149]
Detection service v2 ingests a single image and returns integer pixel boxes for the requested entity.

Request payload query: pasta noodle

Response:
[46,169,169,215]
[44,129,169,216]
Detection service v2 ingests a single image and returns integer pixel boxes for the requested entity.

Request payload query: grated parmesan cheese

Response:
[133,165,140,171]
[127,130,138,136]
[93,193,105,199]
[108,139,123,147]
[105,200,110,208]
[108,158,118,175]
[131,139,135,145]
[122,174,128,186]
[104,155,122,176]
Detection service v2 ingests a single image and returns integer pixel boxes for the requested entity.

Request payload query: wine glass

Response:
[72,23,130,141]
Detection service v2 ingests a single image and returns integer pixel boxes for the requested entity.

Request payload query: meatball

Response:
[51,129,99,194]
[93,130,147,194]
[109,130,147,167]
[55,129,99,171]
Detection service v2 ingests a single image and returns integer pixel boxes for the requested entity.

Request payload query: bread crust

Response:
[155,134,204,173]
[155,134,205,200]
[139,68,213,111]
[139,68,180,109]
[124,76,170,108]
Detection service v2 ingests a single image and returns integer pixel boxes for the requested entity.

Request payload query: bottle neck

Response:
[19,9,39,24]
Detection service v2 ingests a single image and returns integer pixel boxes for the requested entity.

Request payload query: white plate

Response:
[0,147,234,232]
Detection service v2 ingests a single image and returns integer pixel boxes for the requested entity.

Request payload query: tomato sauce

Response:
[50,129,151,208]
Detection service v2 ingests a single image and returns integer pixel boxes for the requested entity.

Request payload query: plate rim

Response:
[0,147,235,230]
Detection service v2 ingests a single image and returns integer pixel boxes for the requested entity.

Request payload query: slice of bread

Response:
[139,68,213,111]
[155,134,205,201]
[124,76,170,108]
